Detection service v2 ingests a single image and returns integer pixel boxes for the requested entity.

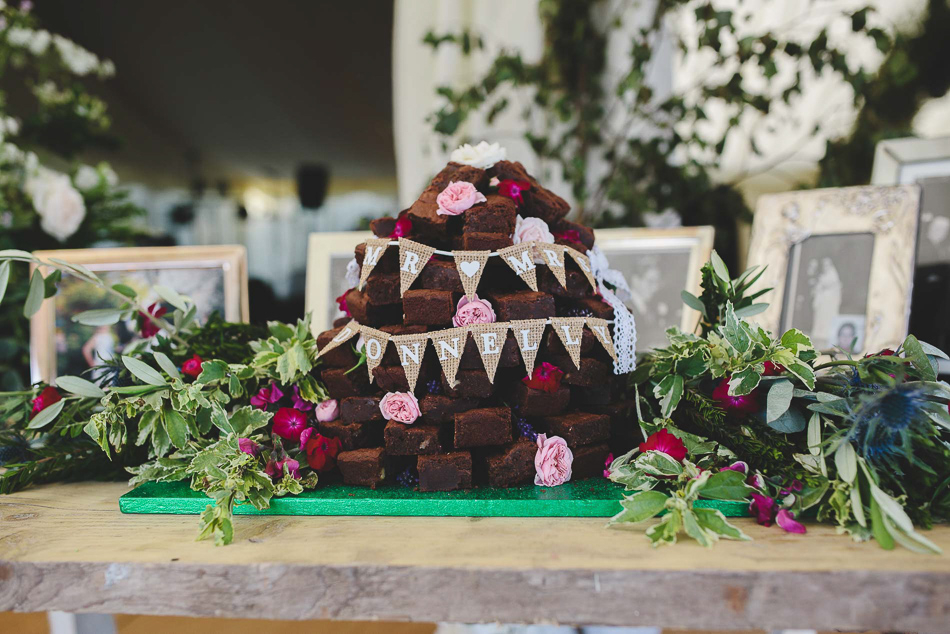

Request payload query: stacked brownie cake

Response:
[315,155,637,491]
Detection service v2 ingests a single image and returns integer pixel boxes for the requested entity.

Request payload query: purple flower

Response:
[299,426,314,451]
[776,509,806,534]
[780,479,803,496]
[265,457,300,482]
[292,385,314,412]
[747,472,766,490]
[749,492,777,526]
[721,460,748,474]
[238,438,260,456]
[250,382,284,409]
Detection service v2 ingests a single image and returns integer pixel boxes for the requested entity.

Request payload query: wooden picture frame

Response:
[746,185,920,355]
[303,227,714,351]
[30,245,249,383]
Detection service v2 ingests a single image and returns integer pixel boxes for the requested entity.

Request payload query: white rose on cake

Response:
[26,167,86,241]
[450,141,506,169]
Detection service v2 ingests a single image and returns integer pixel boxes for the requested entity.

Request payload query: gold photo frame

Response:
[30,245,249,383]
[303,227,714,350]
[746,185,920,355]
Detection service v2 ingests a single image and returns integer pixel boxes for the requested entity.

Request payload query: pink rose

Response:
[534,433,573,487]
[453,294,496,327]
[436,181,487,216]
[379,391,421,424]
[513,214,554,245]
[315,399,339,423]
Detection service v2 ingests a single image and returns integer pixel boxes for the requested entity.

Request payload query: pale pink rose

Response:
[315,399,339,423]
[379,391,421,424]
[513,214,554,245]
[453,294,496,327]
[534,433,573,486]
[436,181,487,216]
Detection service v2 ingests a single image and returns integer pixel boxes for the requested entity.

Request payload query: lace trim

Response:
[588,248,637,374]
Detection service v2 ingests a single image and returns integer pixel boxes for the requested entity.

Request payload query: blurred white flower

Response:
[6,26,32,47]
[2,116,19,136]
[52,34,100,76]
[100,163,118,187]
[74,164,101,190]
[344,257,360,288]
[450,141,506,169]
[98,59,115,78]
[27,29,50,55]
[26,168,86,241]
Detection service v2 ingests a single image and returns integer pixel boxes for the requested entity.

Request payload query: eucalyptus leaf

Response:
[807,412,822,456]
[902,335,937,381]
[850,483,866,527]
[111,283,138,299]
[55,375,106,398]
[915,339,949,360]
[710,250,731,283]
[0,249,36,260]
[680,290,706,315]
[869,495,894,550]
[153,351,181,380]
[23,269,45,318]
[766,378,794,423]
[733,303,768,318]
[0,261,10,306]
[26,398,66,429]
[73,308,124,326]
[122,356,168,387]
[835,442,857,483]
[154,284,189,312]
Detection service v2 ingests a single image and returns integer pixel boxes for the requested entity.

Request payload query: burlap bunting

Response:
[358,325,391,384]
[586,317,618,362]
[317,320,360,358]
[429,327,467,388]
[452,250,491,298]
[469,322,510,383]
[391,333,428,392]
[550,317,586,369]
[536,244,567,288]
[509,319,546,378]
[498,242,539,291]
[566,249,598,292]
[398,238,437,295]
[358,238,390,290]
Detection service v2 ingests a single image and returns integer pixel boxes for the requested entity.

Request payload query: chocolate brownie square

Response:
[340,396,384,424]
[370,216,396,238]
[463,194,517,234]
[321,367,369,399]
[562,357,611,388]
[344,289,403,326]
[562,297,613,320]
[551,219,595,250]
[455,232,514,251]
[486,291,555,321]
[363,272,401,305]
[316,327,359,368]
[429,162,488,191]
[570,443,611,480]
[459,333,520,369]
[488,161,569,224]
[542,412,610,447]
[545,327,596,356]
[417,258,464,293]
[538,267,593,299]
[337,447,387,489]
[479,439,537,487]
[384,421,445,455]
[355,241,398,274]
[442,369,495,399]
[571,383,612,406]
[403,289,455,326]
[420,394,480,424]
[509,383,570,416]
[373,365,411,392]
[408,164,487,238]
[317,418,384,451]
[455,407,512,449]
[418,451,473,492]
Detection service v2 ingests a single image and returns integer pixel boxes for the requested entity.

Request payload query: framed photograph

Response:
[872,136,950,362]
[746,185,921,355]
[305,231,372,334]
[30,245,249,383]
[303,227,714,352]
[594,226,714,350]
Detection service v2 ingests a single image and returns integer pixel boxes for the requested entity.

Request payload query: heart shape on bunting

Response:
[452,250,490,298]
[549,317,586,369]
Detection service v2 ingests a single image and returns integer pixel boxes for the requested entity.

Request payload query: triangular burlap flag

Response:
[391,333,428,392]
[317,320,360,358]
[586,317,618,362]
[452,250,491,298]
[429,327,467,388]
[469,322,510,383]
[566,249,598,292]
[398,238,437,295]
[498,242,538,291]
[550,317,586,369]
[510,319,547,378]
[358,238,391,290]
[359,325,391,384]
[536,244,567,288]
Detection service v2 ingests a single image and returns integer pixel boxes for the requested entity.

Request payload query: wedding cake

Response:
[314,142,638,491]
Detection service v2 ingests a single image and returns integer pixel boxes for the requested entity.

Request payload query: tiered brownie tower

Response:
[315,157,637,491]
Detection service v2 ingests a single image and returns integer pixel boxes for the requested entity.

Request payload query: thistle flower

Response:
[846,384,932,463]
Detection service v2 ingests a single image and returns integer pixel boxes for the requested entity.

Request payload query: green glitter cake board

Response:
[120,479,750,517]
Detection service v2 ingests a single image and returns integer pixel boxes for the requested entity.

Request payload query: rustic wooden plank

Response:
[1,482,949,631]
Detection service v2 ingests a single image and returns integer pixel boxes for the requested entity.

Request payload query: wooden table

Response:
[1,482,949,632]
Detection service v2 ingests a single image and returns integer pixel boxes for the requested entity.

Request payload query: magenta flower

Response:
[299,426,314,451]
[721,460,748,474]
[638,428,688,463]
[749,492,777,526]
[265,457,301,482]
[250,382,284,409]
[712,378,761,414]
[272,407,308,442]
[238,438,260,456]
[603,452,614,478]
[497,179,531,206]
[776,509,807,534]
[292,385,314,412]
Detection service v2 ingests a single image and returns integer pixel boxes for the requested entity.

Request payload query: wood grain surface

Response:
[1,482,949,631]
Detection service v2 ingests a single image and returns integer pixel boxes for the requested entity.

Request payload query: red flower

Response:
[30,386,62,419]
[712,378,761,414]
[638,428,687,463]
[866,348,896,358]
[497,179,531,206]
[762,361,785,376]
[304,433,343,472]
[391,213,412,238]
[336,289,352,317]
[553,229,582,245]
[272,407,308,442]
[138,303,167,338]
[181,354,203,378]
[522,362,564,393]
